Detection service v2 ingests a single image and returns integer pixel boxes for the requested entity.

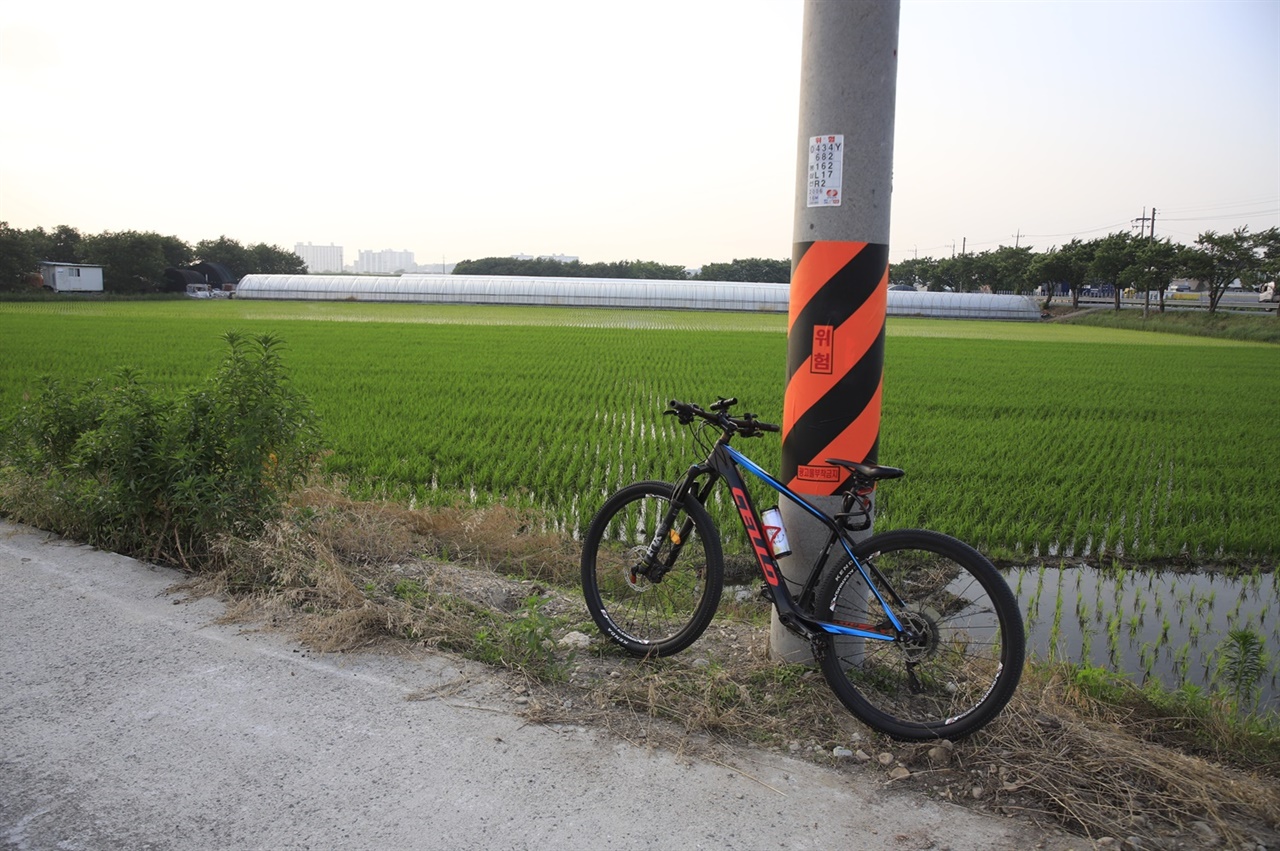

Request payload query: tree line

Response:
[6,220,1275,315]
[0,224,305,294]
[452,256,791,283]
[891,227,1280,314]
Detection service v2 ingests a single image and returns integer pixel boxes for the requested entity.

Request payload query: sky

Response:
[2,0,1277,268]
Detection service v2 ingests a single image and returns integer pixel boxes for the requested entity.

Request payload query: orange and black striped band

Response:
[782,240,888,494]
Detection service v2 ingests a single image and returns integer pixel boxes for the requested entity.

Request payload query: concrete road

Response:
[1,521,1074,850]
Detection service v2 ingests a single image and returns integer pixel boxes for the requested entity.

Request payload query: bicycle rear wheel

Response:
[580,481,723,657]
[816,529,1024,740]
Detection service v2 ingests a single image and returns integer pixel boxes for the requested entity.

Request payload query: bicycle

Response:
[580,397,1025,741]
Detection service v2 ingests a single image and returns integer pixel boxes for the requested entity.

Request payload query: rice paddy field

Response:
[2,299,1278,704]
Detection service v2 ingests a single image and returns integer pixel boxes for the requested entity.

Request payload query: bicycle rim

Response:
[580,482,723,657]
[818,529,1024,740]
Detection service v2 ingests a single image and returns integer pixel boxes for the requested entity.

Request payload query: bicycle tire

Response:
[580,481,723,657]
[816,528,1024,740]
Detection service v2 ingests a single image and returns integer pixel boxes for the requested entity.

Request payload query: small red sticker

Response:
[797,465,842,483]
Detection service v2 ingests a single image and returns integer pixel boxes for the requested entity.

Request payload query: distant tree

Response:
[935,253,985,293]
[890,257,936,290]
[47,225,85,264]
[1086,231,1142,310]
[19,224,85,266]
[189,238,302,280]
[1257,228,1280,284]
[988,245,1036,294]
[158,234,193,269]
[454,257,574,277]
[82,231,189,293]
[1028,238,1094,309]
[929,255,960,292]
[248,243,307,275]
[452,256,687,280]
[1180,227,1279,314]
[965,251,997,293]
[694,258,789,283]
[0,222,41,291]
[573,259,678,279]
[1117,237,1182,315]
[1255,229,1280,321]
[194,236,255,280]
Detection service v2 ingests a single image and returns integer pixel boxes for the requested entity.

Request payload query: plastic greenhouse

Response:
[236,275,786,312]
[883,289,1042,320]
[235,275,1043,320]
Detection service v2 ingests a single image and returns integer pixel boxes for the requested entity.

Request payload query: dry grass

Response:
[972,673,1280,846]
[190,487,1280,849]
[523,639,1280,847]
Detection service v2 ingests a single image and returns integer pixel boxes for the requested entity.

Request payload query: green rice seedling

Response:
[1107,612,1123,667]
[1175,643,1192,685]
[1049,573,1066,659]
[2,301,1277,562]
[1140,642,1155,682]
[1214,628,1269,715]
[1079,607,1095,659]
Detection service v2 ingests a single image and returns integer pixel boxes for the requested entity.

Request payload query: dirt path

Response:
[0,520,1084,851]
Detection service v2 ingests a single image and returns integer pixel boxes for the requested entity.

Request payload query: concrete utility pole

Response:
[773,1,901,661]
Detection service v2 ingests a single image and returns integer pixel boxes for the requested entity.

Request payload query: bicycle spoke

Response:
[581,482,723,656]
[818,529,1024,739]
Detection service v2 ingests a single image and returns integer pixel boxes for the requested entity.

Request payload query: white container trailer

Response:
[39,262,104,293]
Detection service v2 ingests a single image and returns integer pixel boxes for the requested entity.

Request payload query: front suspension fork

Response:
[636,466,711,582]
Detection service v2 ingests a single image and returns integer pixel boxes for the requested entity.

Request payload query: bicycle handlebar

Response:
[666,398,780,436]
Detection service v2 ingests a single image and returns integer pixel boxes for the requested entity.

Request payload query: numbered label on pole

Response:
[807,134,844,207]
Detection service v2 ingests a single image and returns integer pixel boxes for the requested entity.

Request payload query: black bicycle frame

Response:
[660,440,903,644]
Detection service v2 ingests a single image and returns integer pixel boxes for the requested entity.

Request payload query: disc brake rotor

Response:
[898,607,941,663]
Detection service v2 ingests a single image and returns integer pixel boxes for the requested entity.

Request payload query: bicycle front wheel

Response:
[816,529,1025,740]
[580,481,723,657]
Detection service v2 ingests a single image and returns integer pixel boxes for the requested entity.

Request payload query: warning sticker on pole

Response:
[807,135,844,207]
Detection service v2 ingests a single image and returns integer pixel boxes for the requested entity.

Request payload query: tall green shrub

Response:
[0,333,320,568]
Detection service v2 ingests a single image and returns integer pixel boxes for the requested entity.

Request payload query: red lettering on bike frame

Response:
[731,486,781,587]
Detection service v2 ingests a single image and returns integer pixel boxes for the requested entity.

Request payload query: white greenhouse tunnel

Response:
[235,274,1044,320]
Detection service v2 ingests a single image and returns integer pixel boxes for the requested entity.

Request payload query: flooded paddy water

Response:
[1006,563,1279,711]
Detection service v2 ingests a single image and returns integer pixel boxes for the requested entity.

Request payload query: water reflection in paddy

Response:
[1006,563,1279,710]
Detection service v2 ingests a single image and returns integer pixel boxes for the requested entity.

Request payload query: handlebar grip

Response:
[667,399,697,424]
[757,421,781,433]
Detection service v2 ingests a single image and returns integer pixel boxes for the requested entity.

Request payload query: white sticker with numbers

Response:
[807,134,844,207]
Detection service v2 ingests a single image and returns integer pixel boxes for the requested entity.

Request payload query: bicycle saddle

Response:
[825,459,905,481]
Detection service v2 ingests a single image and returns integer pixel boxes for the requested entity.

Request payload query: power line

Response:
[889,202,1278,262]
[1160,207,1280,222]
[1020,220,1134,240]
[1155,196,1280,215]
